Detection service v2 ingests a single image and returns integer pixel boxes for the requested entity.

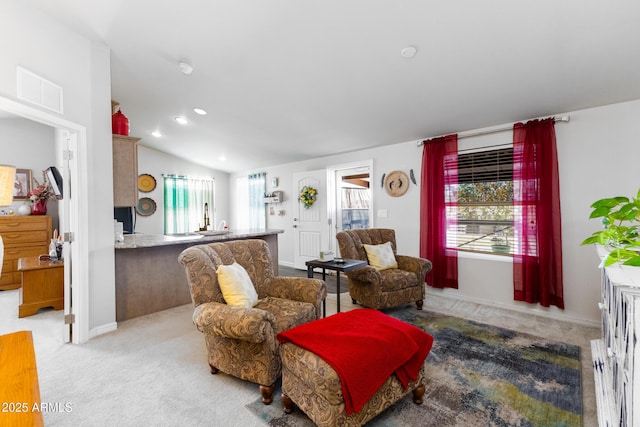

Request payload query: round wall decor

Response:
[384,170,410,197]
[136,197,157,216]
[138,174,157,192]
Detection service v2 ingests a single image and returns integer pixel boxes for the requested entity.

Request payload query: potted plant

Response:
[491,231,511,254]
[581,188,640,267]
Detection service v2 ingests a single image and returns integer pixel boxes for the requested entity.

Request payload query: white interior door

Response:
[293,170,328,269]
[57,129,74,342]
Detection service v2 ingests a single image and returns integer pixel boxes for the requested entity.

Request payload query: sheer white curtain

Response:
[164,176,215,234]
[342,188,370,208]
[248,172,266,229]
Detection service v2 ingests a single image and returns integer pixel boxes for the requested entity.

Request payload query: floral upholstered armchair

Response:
[336,228,431,310]
[178,239,326,405]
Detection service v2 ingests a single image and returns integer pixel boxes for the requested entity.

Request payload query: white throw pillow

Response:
[363,242,398,270]
[217,262,259,308]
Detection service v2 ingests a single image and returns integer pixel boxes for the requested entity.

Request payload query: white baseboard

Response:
[89,322,117,339]
[430,288,600,328]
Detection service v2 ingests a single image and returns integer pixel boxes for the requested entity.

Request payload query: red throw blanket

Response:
[277,308,433,415]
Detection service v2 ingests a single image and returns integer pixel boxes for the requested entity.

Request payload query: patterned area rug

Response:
[247,308,582,426]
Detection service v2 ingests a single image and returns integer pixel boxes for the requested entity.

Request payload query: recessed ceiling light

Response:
[193,108,207,115]
[178,61,193,75]
[175,116,188,125]
[151,130,162,138]
[401,46,417,58]
[218,156,226,162]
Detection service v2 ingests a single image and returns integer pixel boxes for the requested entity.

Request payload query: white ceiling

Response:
[20,0,640,173]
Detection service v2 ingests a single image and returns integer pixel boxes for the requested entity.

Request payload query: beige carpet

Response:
[0,284,599,426]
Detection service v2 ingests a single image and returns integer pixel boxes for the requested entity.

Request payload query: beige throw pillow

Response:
[217,262,259,308]
[363,242,398,270]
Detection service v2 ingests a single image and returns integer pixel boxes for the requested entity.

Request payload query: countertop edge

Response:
[115,229,284,249]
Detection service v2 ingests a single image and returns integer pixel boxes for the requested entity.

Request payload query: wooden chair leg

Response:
[282,393,294,414]
[416,299,423,310]
[260,384,275,405]
[412,384,425,404]
[209,364,219,374]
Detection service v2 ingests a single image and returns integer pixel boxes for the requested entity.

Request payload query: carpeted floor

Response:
[0,278,599,426]
[247,308,583,427]
[279,265,346,294]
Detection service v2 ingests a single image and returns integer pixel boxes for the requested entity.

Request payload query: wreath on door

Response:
[299,186,317,209]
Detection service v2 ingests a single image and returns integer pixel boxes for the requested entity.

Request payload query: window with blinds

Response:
[446,147,515,255]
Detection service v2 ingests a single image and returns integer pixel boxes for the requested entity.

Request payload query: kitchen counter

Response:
[114,229,284,321]
[115,229,283,249]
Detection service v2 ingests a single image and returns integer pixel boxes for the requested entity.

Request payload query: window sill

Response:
[457,250,513,263]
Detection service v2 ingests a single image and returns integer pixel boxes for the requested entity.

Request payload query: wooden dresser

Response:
[0,216,52,290]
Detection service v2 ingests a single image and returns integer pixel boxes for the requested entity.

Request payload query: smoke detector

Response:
[401,46,417,58]
[178,62,194,75]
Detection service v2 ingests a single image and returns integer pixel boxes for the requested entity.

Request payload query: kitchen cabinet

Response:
[114,229,283,321]
[0,216,52,290]
[112,134,140,207]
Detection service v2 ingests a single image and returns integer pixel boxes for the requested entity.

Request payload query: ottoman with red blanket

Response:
[277,308,433,427]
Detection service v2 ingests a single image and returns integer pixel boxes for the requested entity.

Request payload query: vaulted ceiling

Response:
[21,0,640,173]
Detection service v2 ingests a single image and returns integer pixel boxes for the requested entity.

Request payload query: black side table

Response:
[305,259,367,315]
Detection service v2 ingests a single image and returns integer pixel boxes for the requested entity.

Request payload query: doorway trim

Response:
[0,95,89,344]
[327,159,374,252]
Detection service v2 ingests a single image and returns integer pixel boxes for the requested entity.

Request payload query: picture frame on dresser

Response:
[13,169,31,200]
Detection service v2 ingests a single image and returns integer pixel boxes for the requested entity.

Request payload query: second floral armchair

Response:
[336,228,431,310]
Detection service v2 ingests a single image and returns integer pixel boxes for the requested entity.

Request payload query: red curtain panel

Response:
[512,118,564,309]
[420,134,459,289]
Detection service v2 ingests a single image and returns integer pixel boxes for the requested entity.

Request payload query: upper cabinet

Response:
[112,134,140,207]
[111,100,139,207]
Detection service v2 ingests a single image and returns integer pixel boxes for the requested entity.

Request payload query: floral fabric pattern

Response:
[178,239,327,391]
[336,229,432,310]
[281,342,426,426]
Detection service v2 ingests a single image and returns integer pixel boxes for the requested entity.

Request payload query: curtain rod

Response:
[162,174,215,181]
[416,115,570,147]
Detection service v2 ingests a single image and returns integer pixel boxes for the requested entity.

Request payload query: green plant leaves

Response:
[624,255,640,267]
[590,196,629,209]
[583,190,640,267]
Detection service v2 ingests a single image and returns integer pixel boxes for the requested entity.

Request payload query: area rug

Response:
[246,308,582,426]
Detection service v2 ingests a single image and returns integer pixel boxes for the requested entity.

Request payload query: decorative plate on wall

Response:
[384,170,410,197]
[138,174,157,192]
[136,197,157,216]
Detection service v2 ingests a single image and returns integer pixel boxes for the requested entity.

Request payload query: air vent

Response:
[17,66,64,114]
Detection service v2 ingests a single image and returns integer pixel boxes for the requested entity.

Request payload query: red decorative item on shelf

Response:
[31,199,47,215]
[112,109,129,136]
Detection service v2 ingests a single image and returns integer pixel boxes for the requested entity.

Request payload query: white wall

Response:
[232,99,640,326]
[0,1,115,337]
[136,145,231,235]
[0,117,60,229]
[3,0,639,331]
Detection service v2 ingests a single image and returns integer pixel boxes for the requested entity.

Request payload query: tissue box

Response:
[319,250,334,261]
